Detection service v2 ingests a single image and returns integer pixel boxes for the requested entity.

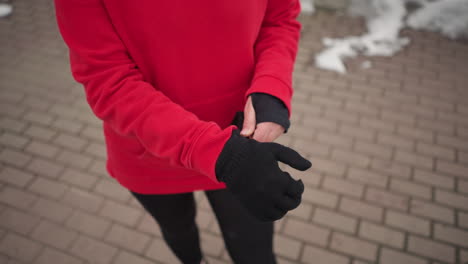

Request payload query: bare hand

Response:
[240,96,285,143]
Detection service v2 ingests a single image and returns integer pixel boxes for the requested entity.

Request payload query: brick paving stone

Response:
[94,178,131,202]
[347,167,388,188]
[370,158,412,179]
[365,187,409,211]
[460,250,468,264]
[31,220,78,250]
[99,199,143,226]
[302,244,349,264]
[354,140,392,160]
[288,202,313,220]
[314,208,357,233]
[378,133,414,151]
[62,187,104,213]
[359,221,404,249]
[22,111,54,126]
[51,118,84,134]
[435,190,468,210]
[459,179,468,194]
[410,199,454,224]
[0,233,43,263]
[436,160,468,179]
[56,150,93,169]
[104,223,151,253]
[434,224,468,248]
[0,133,29,149]
[380,248,428,264]
[417,142,456,161]
[136,213,162,237]
[0,166,34,187]
[113,251,153,264]
[28,177,68,199]
[339,124,376,142]
[332,148,371,168]
[330,232,378,262]
[307,157,346,177]
[0,117,28,133]
[145,238,180,263]
[408,235,455,263]
[339,197,383,222]
[80,125,105,141]
[302,187,339,208]
[283,218,330,246]
[53,133,88,151]
[36,247,83,264]
[0,187,38,209]
[24,124,57,141]
[459,211,468,229]
[389,178,432,200]
[396,125,434,143]
[394,150,434,170]
[413,169,454,189]
[0,149,32,167]
[30,197,74,222]
[0,208,41,236]
[274,234,302,260]
[386,210,431,236]
[70,235,118,264]
[84,142,107,159]
[27,157,64,178]
[88,160,109,177]
[201,232,225,257]
[25,140,61,159]
[323,176,364,198]
[59,168,99,189]
[65,210,112,239]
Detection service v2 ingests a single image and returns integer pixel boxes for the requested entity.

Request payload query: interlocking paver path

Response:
[1,1,468,263]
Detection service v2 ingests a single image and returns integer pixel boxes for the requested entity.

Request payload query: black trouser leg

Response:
[131,191,202,264]
[205,189,277,264]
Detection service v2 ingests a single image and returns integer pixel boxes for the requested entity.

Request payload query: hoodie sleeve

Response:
[53,0,236,181]
[245,0,302,118]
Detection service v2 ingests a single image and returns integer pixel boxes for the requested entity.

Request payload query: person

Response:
[54,0,312,263]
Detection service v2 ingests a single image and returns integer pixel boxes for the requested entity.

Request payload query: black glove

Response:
[250,93,290,133]
[215,129,312,221]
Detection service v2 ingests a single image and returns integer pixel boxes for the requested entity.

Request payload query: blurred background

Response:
[0,0,467,263]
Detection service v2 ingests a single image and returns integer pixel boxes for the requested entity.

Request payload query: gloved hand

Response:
[215,129,312,221]
[250,93,290,133]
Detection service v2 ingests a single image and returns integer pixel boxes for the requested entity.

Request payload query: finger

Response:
[270,143,312,171]
[264,207,287,222]
[276,195,301,211]
[285,178,304,198]
[241,96,256,137]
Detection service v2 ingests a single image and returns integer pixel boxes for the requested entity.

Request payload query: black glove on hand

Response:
[215,129,312,221]
[251,92,291,133]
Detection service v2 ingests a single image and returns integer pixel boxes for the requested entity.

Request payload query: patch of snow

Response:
[361,60,372,69]
[0,3,12,18]
[315,0,409,73]
[315,0,468,74]
[407,0,468,39]
[300,0,315,14]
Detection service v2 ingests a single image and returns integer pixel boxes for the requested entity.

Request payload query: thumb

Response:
[269,143,312,171]
[241,96,256,137]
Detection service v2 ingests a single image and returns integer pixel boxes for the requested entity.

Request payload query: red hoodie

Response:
[54,0,301,194]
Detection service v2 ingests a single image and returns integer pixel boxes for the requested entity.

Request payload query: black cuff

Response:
[250,92,290,133]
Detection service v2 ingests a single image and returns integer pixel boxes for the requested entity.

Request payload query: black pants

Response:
[131,188,276,264]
